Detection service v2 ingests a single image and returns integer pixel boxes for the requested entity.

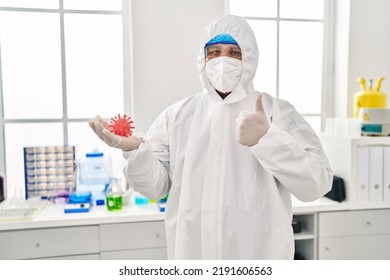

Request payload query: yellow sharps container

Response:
[353,77,387,118]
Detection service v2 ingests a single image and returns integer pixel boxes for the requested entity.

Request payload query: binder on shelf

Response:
[384,147,390,202]
[357,146,369,202]
[369,146,384,202]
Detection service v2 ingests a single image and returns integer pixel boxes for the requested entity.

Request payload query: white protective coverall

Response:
[123,15,333,259]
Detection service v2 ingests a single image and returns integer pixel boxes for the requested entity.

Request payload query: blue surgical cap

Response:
[204,34,238,48]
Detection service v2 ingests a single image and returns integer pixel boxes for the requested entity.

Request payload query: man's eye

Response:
[208,50,221,56]
[230,51,242,57]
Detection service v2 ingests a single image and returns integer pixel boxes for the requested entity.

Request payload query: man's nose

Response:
[221,49,230,56]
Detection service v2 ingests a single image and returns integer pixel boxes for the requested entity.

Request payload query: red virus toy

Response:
[108,114,135,137]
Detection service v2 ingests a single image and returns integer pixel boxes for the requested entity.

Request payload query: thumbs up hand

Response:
[236,94,270,147]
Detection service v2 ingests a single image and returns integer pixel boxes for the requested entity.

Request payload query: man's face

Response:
[205,44,242,62]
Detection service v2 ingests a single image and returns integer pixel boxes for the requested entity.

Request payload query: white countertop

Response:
[291,196,390,214]
[0,201,165,231]
[2,196,390,231]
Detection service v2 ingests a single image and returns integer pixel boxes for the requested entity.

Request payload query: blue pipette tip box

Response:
[64,202,92,213]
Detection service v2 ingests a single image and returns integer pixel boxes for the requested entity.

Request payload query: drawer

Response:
[0,226,99,260]
[100,221,166,251]
[319,209,390,237]
[319,234,390,260]
[101,248,167,260]
[43,253,100,260]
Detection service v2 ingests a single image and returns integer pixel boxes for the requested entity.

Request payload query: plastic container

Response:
[157,194,168,212]
[78,151,112,205]
[68,192,92,203]
[106,192,122,211]
[134,192,149,206]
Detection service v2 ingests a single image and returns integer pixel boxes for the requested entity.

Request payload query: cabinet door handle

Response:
[366,221,372,225]
[35,242,40,248]
[325,246,330,251]
[155,233,160,238]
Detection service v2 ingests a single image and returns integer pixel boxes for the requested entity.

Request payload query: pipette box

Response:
[23,146,76,200]
[64,202,92,213]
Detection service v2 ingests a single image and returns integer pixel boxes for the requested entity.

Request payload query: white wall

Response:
[131,0,225,132]
[333,0,390,118]
[131,0,390,126]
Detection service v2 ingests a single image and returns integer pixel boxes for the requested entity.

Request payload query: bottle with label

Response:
[78,150,112,205]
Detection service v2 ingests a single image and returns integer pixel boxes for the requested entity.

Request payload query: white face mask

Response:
[205,56,243,93]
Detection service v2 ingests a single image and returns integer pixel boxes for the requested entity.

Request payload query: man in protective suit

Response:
[89,15,333,259]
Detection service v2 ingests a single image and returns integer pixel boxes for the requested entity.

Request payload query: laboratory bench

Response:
[0,202,166,260]
[2,196,390,260]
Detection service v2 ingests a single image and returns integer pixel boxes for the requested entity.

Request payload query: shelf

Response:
[294,230,315,240]
[293,213,317,259]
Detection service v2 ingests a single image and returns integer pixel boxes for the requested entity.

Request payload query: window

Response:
[0,0,132,197]
[229,0,334,134]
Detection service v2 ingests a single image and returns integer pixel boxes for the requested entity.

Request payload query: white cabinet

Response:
[100,221,167,259]
[318,209,390,259]
[0,225,99,259]
[0,219,167,260]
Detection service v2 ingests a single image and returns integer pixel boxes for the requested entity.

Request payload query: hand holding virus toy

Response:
[89,114,142,151]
